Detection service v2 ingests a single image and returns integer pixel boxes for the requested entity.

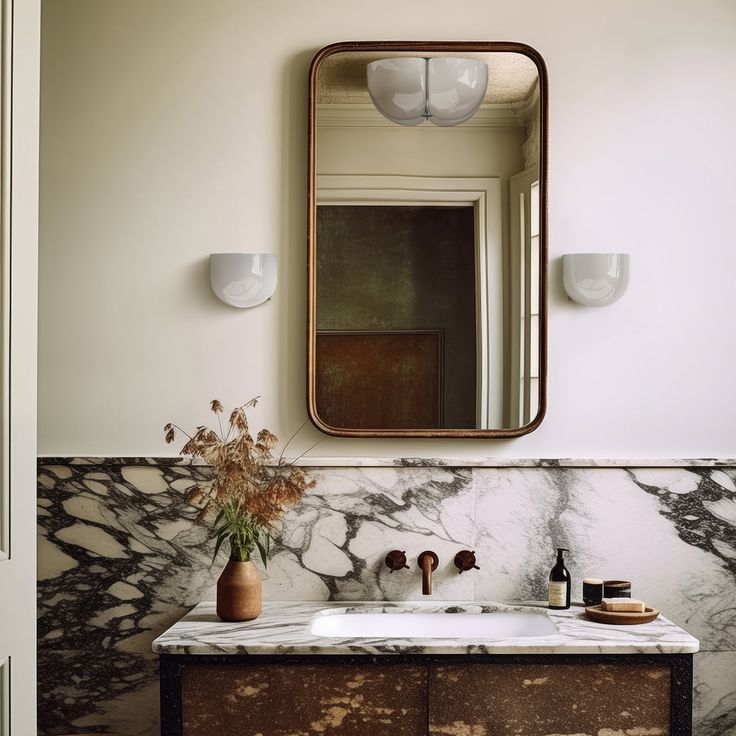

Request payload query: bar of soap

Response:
[602,598,645,612]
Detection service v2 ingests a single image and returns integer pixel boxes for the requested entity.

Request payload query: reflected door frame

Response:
[316,174,503,428]
[509,165,539,428]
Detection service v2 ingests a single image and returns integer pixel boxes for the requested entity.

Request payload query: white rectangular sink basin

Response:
[310,608,557,640]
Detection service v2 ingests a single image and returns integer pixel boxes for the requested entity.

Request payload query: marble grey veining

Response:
[153,600,699,656]
[37,458,736,736]
[695,651,736,736]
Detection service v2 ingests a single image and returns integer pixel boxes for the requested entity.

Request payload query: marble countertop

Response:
[152,601,699,656]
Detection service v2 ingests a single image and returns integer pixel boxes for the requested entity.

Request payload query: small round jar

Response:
[603,580,632,598]
[582,578,604,606]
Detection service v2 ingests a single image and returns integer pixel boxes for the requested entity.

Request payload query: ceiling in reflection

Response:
[317,51,538,105]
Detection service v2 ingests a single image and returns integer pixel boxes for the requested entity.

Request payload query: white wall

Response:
[38,0,736,458]
[317,124,525,179]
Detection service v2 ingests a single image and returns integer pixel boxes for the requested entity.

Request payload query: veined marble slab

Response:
[152,600,699,656]
[37,459,735,736]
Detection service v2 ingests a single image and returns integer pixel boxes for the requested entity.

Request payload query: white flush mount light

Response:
[209,253,278,308]
[562,253,630,307]
[366,57,488,126]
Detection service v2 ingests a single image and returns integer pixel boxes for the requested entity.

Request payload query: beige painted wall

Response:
[39,0,736,458]
[318,125,525,178]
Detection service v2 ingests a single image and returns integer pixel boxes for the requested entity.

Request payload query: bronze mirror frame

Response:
[307,40,548,438]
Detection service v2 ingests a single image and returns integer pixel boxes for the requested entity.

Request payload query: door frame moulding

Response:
[0,658,7,736]
[0,0,11,562]
[316,173,503,429]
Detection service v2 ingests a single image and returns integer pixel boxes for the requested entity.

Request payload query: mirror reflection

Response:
[309,44,546,436]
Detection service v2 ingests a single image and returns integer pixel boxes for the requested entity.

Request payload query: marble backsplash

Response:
[37,458,736,736]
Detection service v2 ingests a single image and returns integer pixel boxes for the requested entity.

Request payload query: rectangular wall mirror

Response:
[308,42,548,438]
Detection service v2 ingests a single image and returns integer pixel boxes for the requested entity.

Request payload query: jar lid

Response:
[583,578,603,584]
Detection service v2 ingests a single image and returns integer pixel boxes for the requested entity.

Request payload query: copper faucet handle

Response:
[385,550,409,573]
[417,550,439,571]
[454,550,479,574]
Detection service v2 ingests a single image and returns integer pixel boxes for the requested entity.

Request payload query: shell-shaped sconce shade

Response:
[563,253,629,307]
[209,253,278,308]
[366,58,427,125]
[426,57,488,125]
[367,57,488,127]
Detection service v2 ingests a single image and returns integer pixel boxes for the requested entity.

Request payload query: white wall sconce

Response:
[562,253,630,307]
[209,253,277,308]
[366,57,488,127]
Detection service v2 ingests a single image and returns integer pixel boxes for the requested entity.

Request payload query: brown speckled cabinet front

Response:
[181,663,427,736]
[428,663,670,736]
[171,658,682,736]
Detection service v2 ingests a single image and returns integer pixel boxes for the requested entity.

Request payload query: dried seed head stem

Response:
[164,399,314,563]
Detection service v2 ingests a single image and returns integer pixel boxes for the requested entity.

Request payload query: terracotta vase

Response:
[216,560,262,622]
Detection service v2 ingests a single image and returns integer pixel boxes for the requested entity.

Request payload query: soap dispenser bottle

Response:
[548,548,571,609]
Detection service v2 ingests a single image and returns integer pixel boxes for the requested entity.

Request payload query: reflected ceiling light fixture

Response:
[366,57,488,126]
[562,253,630,307]
[209,253,278,308]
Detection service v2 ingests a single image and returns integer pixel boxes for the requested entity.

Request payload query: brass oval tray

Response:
[585,604,659,625]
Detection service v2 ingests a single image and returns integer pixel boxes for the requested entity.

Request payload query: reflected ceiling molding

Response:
[315,103,524,129]
[562,253,630,307]
[512,79,541,170]
[511,78,540,122]
[209,253,278,308]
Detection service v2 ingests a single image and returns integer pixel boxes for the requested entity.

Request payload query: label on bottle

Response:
[548,581,567,607]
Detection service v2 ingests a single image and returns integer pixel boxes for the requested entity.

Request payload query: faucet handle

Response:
[384,550,409,573]
[454,550,479,574]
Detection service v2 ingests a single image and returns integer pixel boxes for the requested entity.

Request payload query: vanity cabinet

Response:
[175,661,427,736]
[429,661,672,735]
[160,653,693,736]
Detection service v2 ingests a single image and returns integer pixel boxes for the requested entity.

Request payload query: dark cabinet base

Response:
[180,662,426,736]
[430,662,671,735]
[160,653,693,736]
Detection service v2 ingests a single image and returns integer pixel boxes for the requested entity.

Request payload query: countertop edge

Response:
[152,601,699,657]
[153,644,700,656]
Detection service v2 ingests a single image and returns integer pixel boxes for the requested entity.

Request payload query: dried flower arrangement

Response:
[164,398,315,566]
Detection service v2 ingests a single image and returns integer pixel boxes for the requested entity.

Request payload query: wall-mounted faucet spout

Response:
[417,550,439,595]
